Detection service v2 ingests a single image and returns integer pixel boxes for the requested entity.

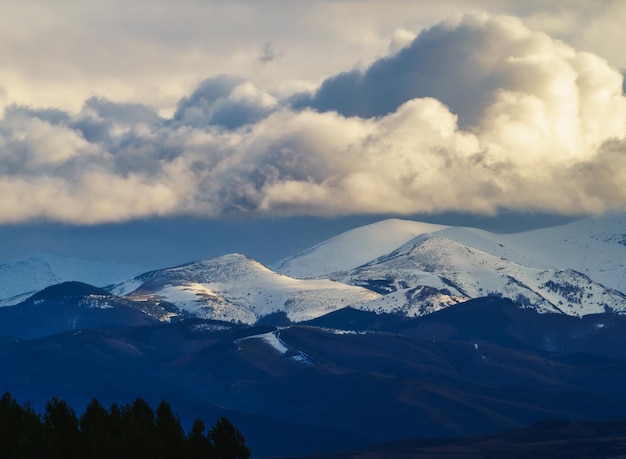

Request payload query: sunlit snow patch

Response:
[238,330,313,364]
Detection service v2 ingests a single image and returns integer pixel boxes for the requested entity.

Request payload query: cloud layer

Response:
[1,13,625,224]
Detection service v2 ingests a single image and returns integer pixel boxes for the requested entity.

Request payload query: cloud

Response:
[259,42,284,64]
[1,12,626,225]
[292,13,625,131]
[171,75,278,129]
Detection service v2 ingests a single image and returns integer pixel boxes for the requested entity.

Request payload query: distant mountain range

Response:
[0,252,144,306]
[2,214,624,326]
[1,214,626,457]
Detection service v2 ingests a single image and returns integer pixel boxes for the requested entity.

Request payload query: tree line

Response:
[0,392,250,459]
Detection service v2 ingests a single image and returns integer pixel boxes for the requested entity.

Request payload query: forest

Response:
[0,392,250,459]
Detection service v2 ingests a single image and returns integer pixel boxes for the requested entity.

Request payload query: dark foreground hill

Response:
[0,281,177,339]
[3,296,626,457]
[277,418,626,459]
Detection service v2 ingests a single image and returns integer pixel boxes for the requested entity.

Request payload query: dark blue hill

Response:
[3,295,626,456]
[0,281,167,339]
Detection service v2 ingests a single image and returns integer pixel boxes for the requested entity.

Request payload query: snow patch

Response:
[239,330,289,354]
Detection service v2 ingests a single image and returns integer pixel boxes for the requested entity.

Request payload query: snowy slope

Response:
[414,213,626,294]
[501,213,626,293]
[273,214,626,294]
[110,254,380,324]
[272,219,448,278]
[0,253,146,306]
[332,235,626,318]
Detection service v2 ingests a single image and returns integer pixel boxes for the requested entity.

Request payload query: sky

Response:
[1,0,625,268]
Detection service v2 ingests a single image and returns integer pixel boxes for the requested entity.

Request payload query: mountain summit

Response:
[110,254,379,324]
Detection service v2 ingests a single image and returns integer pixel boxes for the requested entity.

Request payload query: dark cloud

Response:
[171,75,277,129]
[82,97,162,125]
[259,41,284,63]
[4,105,71,126]
[292,14,533,127]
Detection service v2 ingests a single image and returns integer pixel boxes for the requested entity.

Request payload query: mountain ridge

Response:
[109,253,380,324]
[0,252,146,306]
[2,213,625,326]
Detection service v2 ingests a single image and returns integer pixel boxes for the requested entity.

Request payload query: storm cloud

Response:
[1,13,625,224]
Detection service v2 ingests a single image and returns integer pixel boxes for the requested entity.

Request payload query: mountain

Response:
[273,214,626,295]
[4,298,626,456]
[109,254,379,324]
[268,214,626,320]
[271,219,448,278]
[0,281,178,339]
[331,234,626,318]
[4,214,625,326]
[430,212,626,293]
[306,296,626,362]
[0,252,145,306]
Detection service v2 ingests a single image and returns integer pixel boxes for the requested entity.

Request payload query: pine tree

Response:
[209,417,251,459]
[187,418,214,458]
[43,397,80,459]
[80,398,116,459]
[0,392,251,458]
[155,400,186,458]
[122,397,158,459]
[0,391,24,458]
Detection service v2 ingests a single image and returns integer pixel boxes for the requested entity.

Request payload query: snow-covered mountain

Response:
[270,214,626,319]
[0,252,146,306]
[271,219,448,278]
[3,213,625,325]
[110,254,380,324]
[332,234,626,318]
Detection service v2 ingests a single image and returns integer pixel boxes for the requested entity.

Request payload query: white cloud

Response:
[0,12,625,224]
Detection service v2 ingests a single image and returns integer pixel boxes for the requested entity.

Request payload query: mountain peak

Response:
[272,219,449,278]
[29,281,111,302]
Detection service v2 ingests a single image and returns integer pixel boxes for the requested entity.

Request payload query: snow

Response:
[272,219,448,278]
[269,212,626,320]
[108,279,144,297]
[239,329,313,364]
[0,252,145,306]
[117,254,380,324]
[260,331,289,354]
[79,295,114,309]
[238,330,288,354]
[500,213,626,294]
[434,214,626,294]
[319,328,366,335]
[338,233,626,318]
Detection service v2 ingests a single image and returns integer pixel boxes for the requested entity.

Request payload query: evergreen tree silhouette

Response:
[187,418,214,458]
[80,398,117,458]
[0,391,251,458]
[209,417,251,459]
[43,397,80,459]
[155,400,186,457]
